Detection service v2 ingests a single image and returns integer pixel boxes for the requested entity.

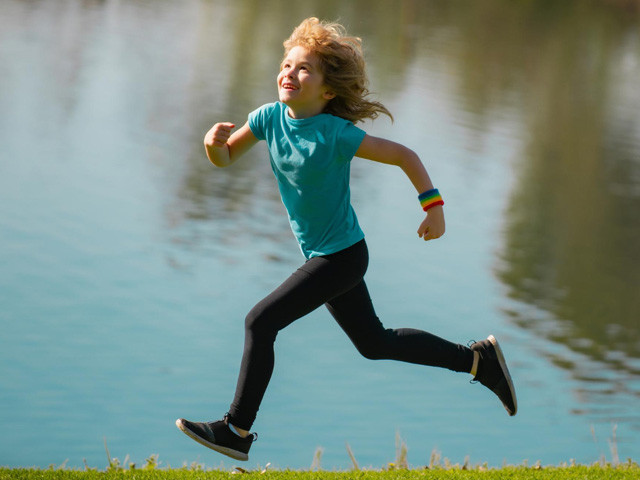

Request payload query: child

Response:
[176,17,517,462]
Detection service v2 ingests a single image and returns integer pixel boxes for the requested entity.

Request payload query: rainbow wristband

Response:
[418,188,444,211]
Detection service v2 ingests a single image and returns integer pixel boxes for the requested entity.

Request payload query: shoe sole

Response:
[175,418,249,461]
[487,335,518,416]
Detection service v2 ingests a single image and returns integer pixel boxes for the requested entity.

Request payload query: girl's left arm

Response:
[355,134,445,241]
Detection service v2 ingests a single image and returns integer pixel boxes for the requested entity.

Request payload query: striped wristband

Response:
[418,188,444,211]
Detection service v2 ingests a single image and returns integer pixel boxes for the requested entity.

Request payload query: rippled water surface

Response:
[1,0,639,470]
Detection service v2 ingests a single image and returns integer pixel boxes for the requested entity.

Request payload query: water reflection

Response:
[469,2,640,423]
[408,0,640,427]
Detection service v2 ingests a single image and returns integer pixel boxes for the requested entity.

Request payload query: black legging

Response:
[227,239,474,430]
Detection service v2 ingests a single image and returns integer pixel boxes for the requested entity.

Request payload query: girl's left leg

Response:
[176,241,368,461]
[228,240,369,431]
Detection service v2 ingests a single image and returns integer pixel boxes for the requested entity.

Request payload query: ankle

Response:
[229,423,250,438]
[470,351,480,377]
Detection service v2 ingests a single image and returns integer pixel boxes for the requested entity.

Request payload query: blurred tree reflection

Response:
[493,2,640,389]
[428,0,640,408]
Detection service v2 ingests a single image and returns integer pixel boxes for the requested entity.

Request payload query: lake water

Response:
[1,0,639,471]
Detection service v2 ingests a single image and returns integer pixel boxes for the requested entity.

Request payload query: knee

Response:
[244,304,277,337]
[244,306,264,333]
[358,346,385,361]
[354,335,388,361]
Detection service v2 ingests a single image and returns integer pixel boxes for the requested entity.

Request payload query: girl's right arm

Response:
[204,121,258,167]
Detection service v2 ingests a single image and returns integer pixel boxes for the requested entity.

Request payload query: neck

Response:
[285,102,327,119]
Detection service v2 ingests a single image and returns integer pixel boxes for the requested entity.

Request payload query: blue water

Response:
[1,0,639,470]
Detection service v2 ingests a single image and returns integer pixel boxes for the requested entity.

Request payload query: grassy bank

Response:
[4,435,635,480]
[2,465,640,480]
[3,433,637,479]
[3,447,638,480]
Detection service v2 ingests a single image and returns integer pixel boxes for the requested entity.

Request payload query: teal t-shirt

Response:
[248,102,367,259]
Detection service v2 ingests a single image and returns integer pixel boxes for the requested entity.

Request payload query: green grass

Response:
[2,464,640,480]
[2,431,637,479]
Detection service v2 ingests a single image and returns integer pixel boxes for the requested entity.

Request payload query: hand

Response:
[417,206,445,241]
[204,122,236,149]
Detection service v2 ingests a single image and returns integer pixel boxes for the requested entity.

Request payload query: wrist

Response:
[206,144,231,167]
[418,188,444,211]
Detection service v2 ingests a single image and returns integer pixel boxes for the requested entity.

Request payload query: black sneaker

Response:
[175,415,257,461]
[471,335,518,416]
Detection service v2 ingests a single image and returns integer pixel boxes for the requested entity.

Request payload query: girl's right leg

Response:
[326,278,474,372]
[325,268,516,415]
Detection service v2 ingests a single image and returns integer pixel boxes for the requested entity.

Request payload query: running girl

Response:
[176,17,517,461]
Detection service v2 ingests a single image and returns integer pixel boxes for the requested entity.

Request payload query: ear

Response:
[323,89,336,100]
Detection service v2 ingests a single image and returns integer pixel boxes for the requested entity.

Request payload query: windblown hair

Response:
[283,17,393,123]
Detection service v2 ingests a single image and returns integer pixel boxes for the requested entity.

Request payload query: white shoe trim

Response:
[487,335,518,416]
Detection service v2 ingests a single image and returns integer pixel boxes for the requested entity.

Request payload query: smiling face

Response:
[277,46,335,119]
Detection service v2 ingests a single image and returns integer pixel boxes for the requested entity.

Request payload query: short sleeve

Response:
[337,121,367,161]
[248,103,277,141]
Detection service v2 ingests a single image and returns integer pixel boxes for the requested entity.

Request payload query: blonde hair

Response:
[283,17,393,123]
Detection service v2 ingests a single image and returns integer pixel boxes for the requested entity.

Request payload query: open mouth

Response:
[281,83,298,91]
